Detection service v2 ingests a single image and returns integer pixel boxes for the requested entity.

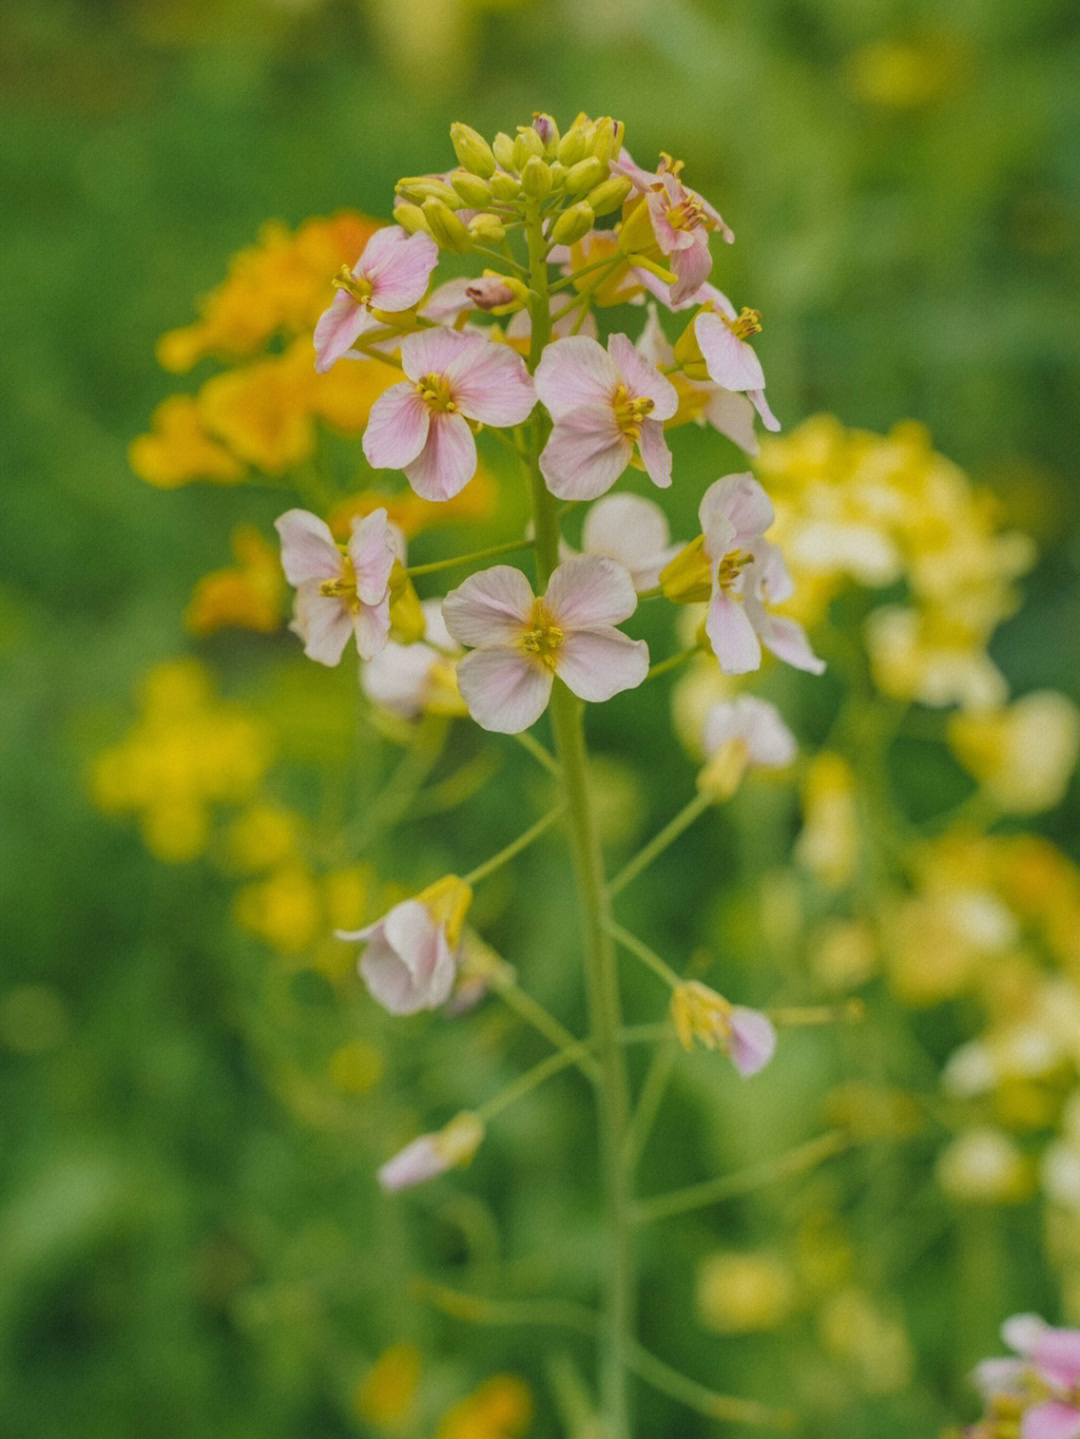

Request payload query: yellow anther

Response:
[716,548,753,592]
[519,601,564,670]
[415,373,457,412]
[332,267,374,304]
[724,307,762,340]
[612,384,654,441]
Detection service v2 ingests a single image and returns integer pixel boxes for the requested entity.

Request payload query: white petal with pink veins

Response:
[757,615,826,675]
[695,311,767,393]
[455,648,553,733]
[363,385,430,471]
[275,509,344,585]
[443,566,535,647]
[706,589,762,674]
[365,228,438,312]
[581,493,675,590]
[314,291,374,373]
[535,336,618,417]
[608,333,678,418]
[556,629,649,703]
[545,555,639,629]
[635,417,673,489]
[399,326,479,384]
[699,474,774,551]
[447,342,536,427]
[351,596,392,662]
[291,582,355,666]
[539,410,630,500]
[348,509,398,604]
[405,411,478,501]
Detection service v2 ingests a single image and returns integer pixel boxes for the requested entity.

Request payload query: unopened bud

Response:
[557,121,591,168]
[589,117,619,166]
[397,176,462,208]
[512,126,545,171]
[450,122,496,178]
[520,155,553,199]
[531,113,560,154]
[450,169,493,208]
[492,132,516,172]
[563,156,605,197]
[548,161,567,188]
[393,201,430,236]
[465,275,519,310]
[467,212,506,243]
[489,172,521,202]
[422,197,472,253]
[588,175,633,217]
[549,202,595,248]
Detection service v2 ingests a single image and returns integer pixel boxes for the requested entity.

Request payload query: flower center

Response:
[723,307,762,341]
[319,555,359,607]
[716,548,753,593]
[332,267,374,306]
[519,601,564,671]
[613,384,654,441]
[664,192,709,233]
[415,373,458,413]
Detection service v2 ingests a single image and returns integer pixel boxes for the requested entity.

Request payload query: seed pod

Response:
[587,175,633,217]
[520,155,553,199]
[422,197,472,253]
[450,170,493,208]
[563,156,605,198]
[450,122,496,178]
[549,202,595,248]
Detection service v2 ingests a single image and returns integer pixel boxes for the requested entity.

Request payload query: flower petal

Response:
[556,628,649,703]
[695,311,767,392]
[291,582,355,666]
[582,493,673,590]
[1023,1401,1080,1439]
[706,590,762,674]
[348,508,397,604]
[699,473,774,550]
[404,411,478,501]
[378,1135,445,1191]
[539,410,631,501]
[727,1008,777,1076]
[758,614,826,675]
[455,648,553,733]
[351,596,392,661]
[275,508,343,585]
[363,384,430,471]
[442,566,535,647]
[314,291,373,373]
[534,336,617,418]
[1031,1328,1080,1391]
[704,389,760,455]
[399,325,481,384]
[545,554,639,628]
[636,417,673,489]
[445,337,535,426]
[608,333,679,419]
[747,387,781,432]
[366,228,439,312]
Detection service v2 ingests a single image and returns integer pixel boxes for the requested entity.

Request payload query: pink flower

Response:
[973,1316,1080,1439]
[363,328,535,501]
[693,289,780,432]
[698,475,824,676]
[313,226,438,373]
[336,876,472,1015]
[275,508,401,665]
[442,556,650,733]
[535,334,678,500]
[378,1112,485,1192]
[637,305,760,455]
[670,980,777,1077]
[361,600,464,718]
[579,493,681,591]
[703,696,798,769]
[615,149,733,306]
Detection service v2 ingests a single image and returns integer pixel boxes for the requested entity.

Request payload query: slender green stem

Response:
[605,919,682,989]
[479,1038,596,1123]
[471,245,529,277]
[513,729,561,775]
[607,789,714,899]
[461,803,567,887]
[490,976,601,1085]
[623,1039,680,1174]
[415,1279,598,1338]
[626,1342,795,1431]
[524,201,635,1439]
[645,647,696,681]
[405,537,534,577]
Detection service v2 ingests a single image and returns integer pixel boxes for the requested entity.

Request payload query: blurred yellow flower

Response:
[129,394,246,488]
[794,753,859,889]
[935,1127,1034,1204]
[948,691,1080,814]
[435,1375,533,1439]
[353,1342,421,1429]
[818,1288,915,1395]
[696,1250,797,1333]
[845,35,964,110]
[185,525,287,637]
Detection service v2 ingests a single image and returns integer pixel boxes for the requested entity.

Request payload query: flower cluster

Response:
[963,1315,1080,1439]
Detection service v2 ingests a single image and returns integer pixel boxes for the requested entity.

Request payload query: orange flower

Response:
[197,353,315,474]
[129,394,246,488]
[184,525,286,637]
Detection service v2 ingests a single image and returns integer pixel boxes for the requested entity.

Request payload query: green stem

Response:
[524,201,635,1439]
[605,919,682,989]
[607,789,714,899]
[513,729,561,775]
[461,803,567,887]
[644,647,696,681]
[406,537,534,577]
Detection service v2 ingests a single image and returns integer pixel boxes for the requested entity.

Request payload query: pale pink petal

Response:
[447,341,536,426]
[275,509,343,585]
[757,615,826,675]
[363,385,430,471]
[545,554,639,629]
[749,540,795,605]
[378,1135,445,1191]
[351,596,392,661]
[314,291,374,372]
[291,583,354,666]
[420,277,477,322]
[582,494,673,589]
[442,566,535,647]
[348,509,397,604]
[695,311,767,392]
[727,1008,777,1076]
[1030,1329,1080,1390]
[539,411,631,500]
[404,411,478,501]
[362,639,440,717]
[608,333,679,419]
[636,417,673,489]
[747,388,781,432]
[699,474,774,551]
[1003,1315,1048,1357]
[399,326,480,384]
[706,590,762,674]
[352,223,409,275]
[455,648,553,733]
[1023,1401,1080,1439]
[534,336,618,418]
[366,228,439,312]
[669,239,713,306]
[704,696,797,768]
[972,1358,1028,1399]
[704,390,760,455]
[556,628,650,703]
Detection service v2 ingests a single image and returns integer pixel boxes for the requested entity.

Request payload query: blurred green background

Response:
[4,1,1080,1435]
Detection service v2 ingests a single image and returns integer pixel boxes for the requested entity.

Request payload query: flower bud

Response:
[450,122,496,178]
[396,176,462,208]
[512,126,545,171]
[671,981,776,1076]
[519,155,553,199]
[422,197,472,253]
[660,536,711,604]
[557,115,592,167]
[548,161,567,188]
[378,1111,485,1192]
[588,174,633,217]
[467,212,507,243]
[589,117,620,166]
[450,169,493,208]
[489,172,521,202]
[563,156,605,197]
[492,131,516,171]
[465,274,526,311]
[549,201,595,248]
[393,201,430,236]
[531,112,560,154]
[388,564,425,644]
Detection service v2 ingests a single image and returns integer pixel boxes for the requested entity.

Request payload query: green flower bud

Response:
[393,201,430,236]
[531,113,560,155]
[520,155,553,199]
[450,122,496,179]
[396,176,462,208]
[589,117,620,167]
[512,127,545,171]
[563,156,605,198]
[489,174,521,203]
[557,120,591,168]
[587,175,634,217]
[422,197,472,253]
[548,161,567,189]
[467,212,507,243]
[492,131,516,172]
[549,201,595,247]
[450,169,493,208]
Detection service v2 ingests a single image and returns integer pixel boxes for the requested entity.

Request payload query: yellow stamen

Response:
[519,600,564,671]
[415,372,458,412]
[724,307,762,340]
[612,384,655,442]
[332,266,374,305]
[716,548,753,592]
[319,556,360,607]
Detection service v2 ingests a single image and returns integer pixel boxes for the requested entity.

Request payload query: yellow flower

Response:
[794,753,859,888]
[948,692,1080,813]
[234,863,324,953]
[353,1343,421,1429]
[197,353,315,475]
[435,1376,533,1439]
[129,394,246,488]
[696,1251,796,1333]
[185,525,286,637]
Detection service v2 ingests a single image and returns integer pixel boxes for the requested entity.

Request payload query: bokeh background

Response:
[4,1,1080,1436]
